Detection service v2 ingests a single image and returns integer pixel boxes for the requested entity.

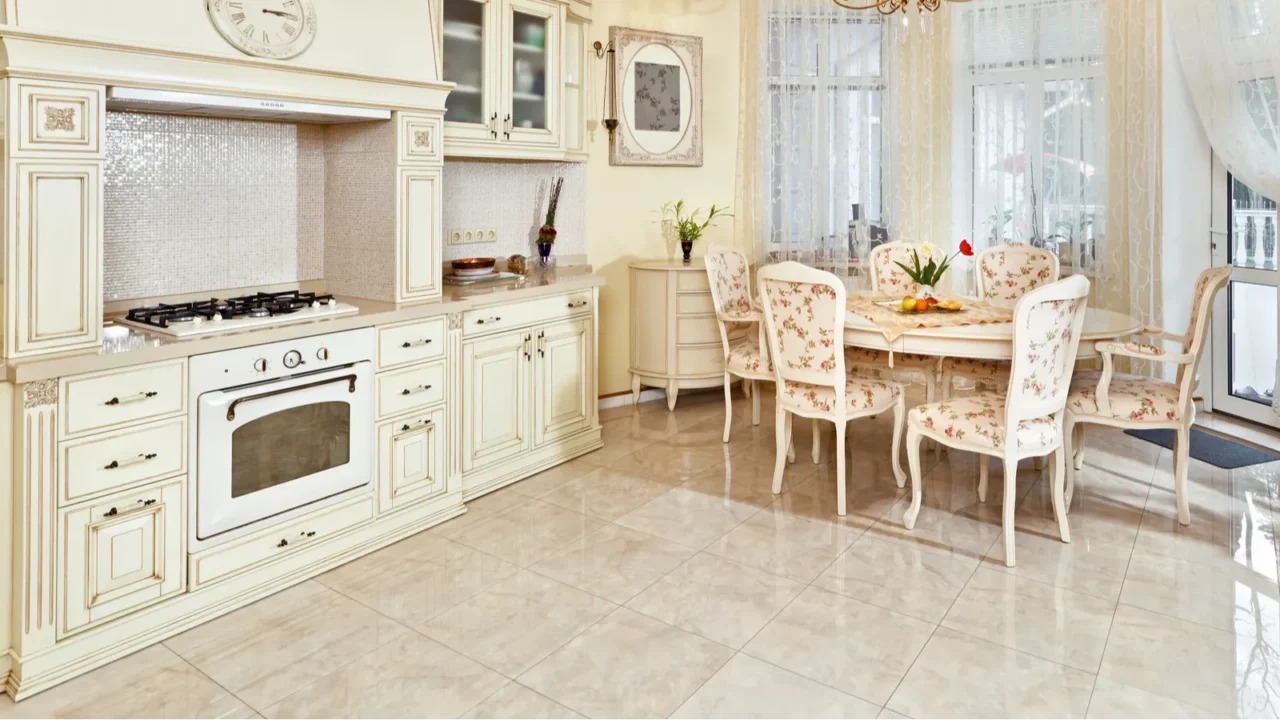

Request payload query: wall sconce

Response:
[593,40,618,137]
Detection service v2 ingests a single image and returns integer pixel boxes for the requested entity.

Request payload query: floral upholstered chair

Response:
[705,245,774,443]
[758,262,907,516]
[1064,265,1231,526]
[903,275,1091,567]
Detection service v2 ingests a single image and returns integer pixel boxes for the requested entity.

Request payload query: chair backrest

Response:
[1004,275,1092,427]
[757,262,848,407]
[976,244,1061,307]
[1175,265,1232,394]
[705,244,758,363]
[870,241,931,296]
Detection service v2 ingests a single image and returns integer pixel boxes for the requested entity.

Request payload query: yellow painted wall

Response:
[585,0,742,397]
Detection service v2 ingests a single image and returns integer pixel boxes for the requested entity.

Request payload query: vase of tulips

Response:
[895,239,974,302]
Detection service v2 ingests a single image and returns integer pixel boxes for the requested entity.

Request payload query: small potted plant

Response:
[662,200,731,265]
[537,176,564,265]
[894,239,974,302]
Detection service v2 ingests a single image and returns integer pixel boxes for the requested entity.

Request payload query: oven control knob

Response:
[316,347,330,362]
[282,350,303,369]
[253,358,268,373]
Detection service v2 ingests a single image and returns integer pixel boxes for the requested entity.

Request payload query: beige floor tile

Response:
[538,465,672,521]
[941,566,1117,672]
[615,485,763,550]
[449,498,608,567]
[981,530,1133,602]
[776,468,905,531]
[600,409,682,444]
[743,586,935,705]
[261,632,506,719]
[683,455,814,509]
[626,552,805,648]
[707,503,863,583]
[165,582,411,711]
[1136,472,1280,576]
[1099,604,1280,717]
[508,455,610,499]
[317,534,520,627]
[0,645,252,719]
[1085,677,1216,719]
[814,532,980,624]
[887,626,1094,719]
[607,443,738,484]
[418,570,616,676]
[877,710,910,720]
[1017,466,1149,549]
[430,488,528,539]
[519,607,734,718]
[530,523,697,603]
[1119,550,1280,637]
[875,495,1004,559]
[461,683,584,719]
[671,653,881,719]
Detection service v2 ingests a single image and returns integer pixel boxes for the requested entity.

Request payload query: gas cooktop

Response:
[115,290,360,338]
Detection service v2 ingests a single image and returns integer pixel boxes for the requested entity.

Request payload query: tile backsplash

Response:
[442,161,586,262]
[103,112,325,302]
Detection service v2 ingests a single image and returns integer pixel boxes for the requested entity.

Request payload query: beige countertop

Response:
[2,267,603,384]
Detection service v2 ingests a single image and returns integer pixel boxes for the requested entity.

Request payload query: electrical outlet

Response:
[449,228,498,245]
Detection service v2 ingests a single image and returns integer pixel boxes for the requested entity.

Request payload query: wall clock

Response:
[207,0,317,60]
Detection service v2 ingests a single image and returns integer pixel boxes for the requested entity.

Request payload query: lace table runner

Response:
[848,295,1014,343]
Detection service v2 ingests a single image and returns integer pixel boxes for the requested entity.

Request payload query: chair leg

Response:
[722,372,733,444]
[743,378,752,398]
[1063,415,1076,511]
[978,455,989,503]
[751,381,761,426]
[1051,450,1071,543]
[891,395,907,489]
[1032,456,1044,471]
[812,418,822,464]
[835,419,848,516]
[1072,422,1085,471]
[1174,425,1192,526]
[904,426,924,530]
[785,413,796,464]
[772,407,788,495]
[1002,459,1018,567]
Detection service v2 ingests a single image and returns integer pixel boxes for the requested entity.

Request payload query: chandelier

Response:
[832,0,971,14]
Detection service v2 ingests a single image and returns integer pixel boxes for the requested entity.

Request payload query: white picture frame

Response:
[610,26,703,167]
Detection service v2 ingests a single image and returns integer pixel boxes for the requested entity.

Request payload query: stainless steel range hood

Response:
[106,87,391,124]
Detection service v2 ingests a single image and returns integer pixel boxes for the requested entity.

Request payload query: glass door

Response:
[441,0,498,141]
[1211,159,1280,427]
[503,0,561,147]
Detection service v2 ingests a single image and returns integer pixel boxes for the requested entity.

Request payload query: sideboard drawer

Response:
[676,292,716,316]
[60,359,187,440]
[677,271,710,292]
[676,315,720,346]
[677,344,724,376]
[16,80,103,156]
[377,361,446,418]
[462,290,592,337]
[377,316,447,369]
[59,416,187,506]
[189,494,374,589]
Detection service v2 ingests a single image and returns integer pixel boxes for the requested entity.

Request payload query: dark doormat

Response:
[1124,427,1280,470]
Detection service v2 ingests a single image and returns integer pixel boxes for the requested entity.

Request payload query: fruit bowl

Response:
[875,297,965,314]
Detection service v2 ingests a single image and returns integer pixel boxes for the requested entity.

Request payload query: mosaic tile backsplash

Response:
[103,112,325,301]
[442,161,586,262]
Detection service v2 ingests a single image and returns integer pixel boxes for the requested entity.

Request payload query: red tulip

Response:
[959,239,974,257]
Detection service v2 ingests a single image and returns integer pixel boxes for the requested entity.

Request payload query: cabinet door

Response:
[502,0,562,147]
[441,0,501,142]
[378,406,446,513]
[463,329,532,472]
[60,478,184,636]
[398,168,442,301]
[562,15,587,159]
[9,161,101,357]
[534,317,591,446]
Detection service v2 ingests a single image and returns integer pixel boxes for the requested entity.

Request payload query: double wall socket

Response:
[449,228,498,245]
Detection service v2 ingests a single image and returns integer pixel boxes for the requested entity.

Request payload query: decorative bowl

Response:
[451,257,497,278]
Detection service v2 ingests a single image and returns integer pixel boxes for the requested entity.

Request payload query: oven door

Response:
[196,362,374,542]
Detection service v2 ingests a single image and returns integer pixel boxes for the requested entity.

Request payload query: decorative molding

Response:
[413,129,431,149]
[447,312,463,331]
[42,106,75,132]
[23,380,57,408]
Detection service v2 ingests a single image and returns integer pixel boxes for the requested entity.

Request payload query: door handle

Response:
[489,112,498,139]
[537,330,545,357]
[398,419,435,434]
[226,374,357,421]
[103,498,157,519]
[504,113,511,140]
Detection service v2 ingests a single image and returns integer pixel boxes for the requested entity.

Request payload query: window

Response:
[957,0,1106,276]
[764,12,883,263]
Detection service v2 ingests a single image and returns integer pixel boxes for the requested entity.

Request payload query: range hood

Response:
[106,87,391,124]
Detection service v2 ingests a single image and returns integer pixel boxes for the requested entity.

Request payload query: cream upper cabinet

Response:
[534,317,591,445]
[562,11,589,161]
[397,167,442,302]
[462,327,533,473]
[441,0,499,143]
[502,0,561,148]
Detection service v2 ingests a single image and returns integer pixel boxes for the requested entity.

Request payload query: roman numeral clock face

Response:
[207,0,317,59]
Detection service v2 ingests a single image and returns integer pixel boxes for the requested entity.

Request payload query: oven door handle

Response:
[226,373,358,421]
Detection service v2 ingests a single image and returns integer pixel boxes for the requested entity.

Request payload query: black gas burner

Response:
[124,291,337,329]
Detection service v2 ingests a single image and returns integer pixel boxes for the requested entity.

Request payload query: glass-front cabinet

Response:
[441,0,496,142]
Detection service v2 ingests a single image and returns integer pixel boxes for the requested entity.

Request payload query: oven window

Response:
[231,401,351,498]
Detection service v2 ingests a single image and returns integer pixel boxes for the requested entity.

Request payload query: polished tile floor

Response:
[6,387,1280,719]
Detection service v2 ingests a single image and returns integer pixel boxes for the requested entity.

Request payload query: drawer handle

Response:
[105,391,157,406]
[400,384,433,396]
[398,419,435,434]
[401,338,433,348]
[476,316,502,325]
[104,453,157,470]
[568,300,589,309]
[277,530,318,549]
[103,498,157,519]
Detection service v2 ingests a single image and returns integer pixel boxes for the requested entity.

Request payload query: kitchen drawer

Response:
[15,80,103,155]
[676,292,715,316]
[59,416,187,506]
[378,406,446,513]
[60,359,187,440]
[189,494,375,589]
[676,315,720,346]
[377,361,446,418]
[377,316,447,369]
[677,344,724,376]
[398,112,444,165]
[462,290,592,337]
[677,272,710,292]
[59,477,184,637]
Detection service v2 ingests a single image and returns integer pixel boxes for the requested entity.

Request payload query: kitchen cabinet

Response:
[377,406,446,513]
[534,317,591,445]
[462,327,532,473]
[397,167,443,301]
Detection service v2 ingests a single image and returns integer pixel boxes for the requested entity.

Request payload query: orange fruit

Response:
[914,298,928,312]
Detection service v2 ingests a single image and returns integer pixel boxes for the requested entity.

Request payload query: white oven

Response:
[189,328,375,550]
